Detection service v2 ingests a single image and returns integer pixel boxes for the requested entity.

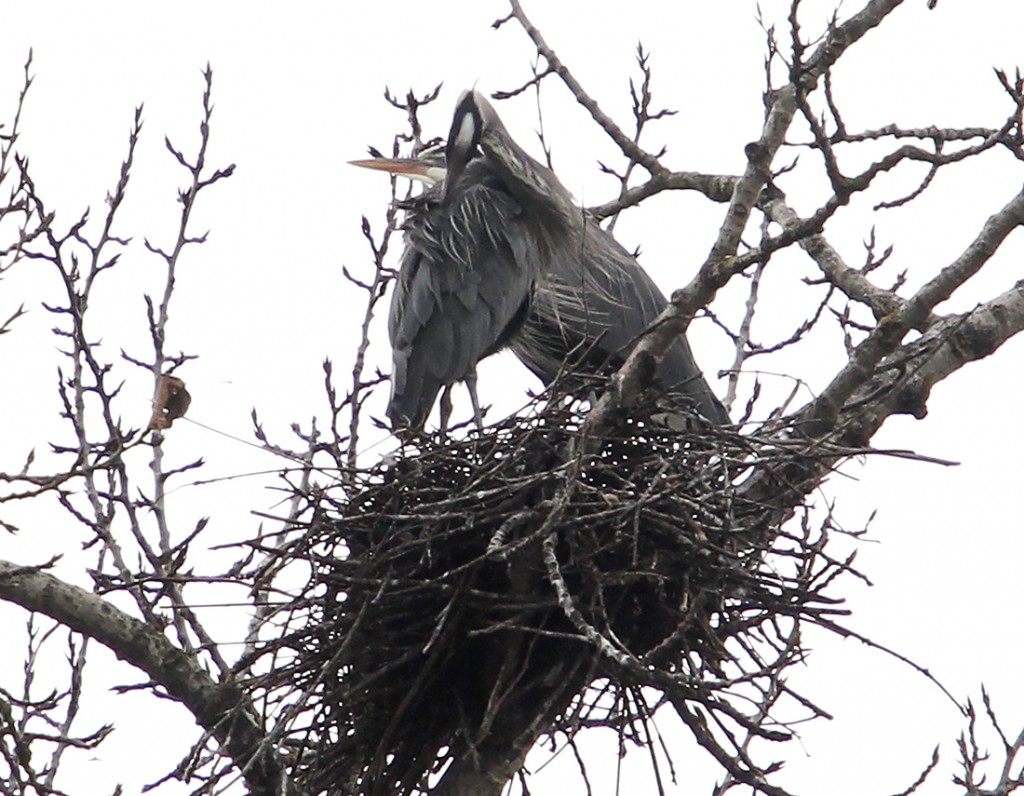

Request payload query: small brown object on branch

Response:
[149,374,192,430]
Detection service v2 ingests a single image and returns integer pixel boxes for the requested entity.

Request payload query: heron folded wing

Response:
[386,184,538,429]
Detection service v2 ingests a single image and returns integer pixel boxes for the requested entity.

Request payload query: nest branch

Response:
[241,388,876,795]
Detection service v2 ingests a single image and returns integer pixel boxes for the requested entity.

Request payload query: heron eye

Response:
[415,139,445,159]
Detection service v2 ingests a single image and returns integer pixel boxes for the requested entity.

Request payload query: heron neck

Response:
[480,132,580,236]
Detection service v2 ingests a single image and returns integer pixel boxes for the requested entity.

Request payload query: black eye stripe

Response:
[450,92,486,151]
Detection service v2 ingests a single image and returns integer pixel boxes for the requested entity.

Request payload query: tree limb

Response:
[0,560,299,796]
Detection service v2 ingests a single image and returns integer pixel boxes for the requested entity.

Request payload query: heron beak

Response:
[349,157,445,187]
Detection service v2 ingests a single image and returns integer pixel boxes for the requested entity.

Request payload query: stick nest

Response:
[247,396,850,795]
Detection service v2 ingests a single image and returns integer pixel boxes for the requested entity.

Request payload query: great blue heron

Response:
[352,90,729,430]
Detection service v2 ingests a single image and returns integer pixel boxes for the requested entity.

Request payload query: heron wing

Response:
[514,221,729,424]
[387,187,537,428]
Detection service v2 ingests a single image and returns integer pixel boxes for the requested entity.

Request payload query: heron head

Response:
[443,90,508,201]
[444,90,575,232]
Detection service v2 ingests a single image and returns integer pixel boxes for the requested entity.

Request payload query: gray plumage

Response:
[352,89,728,430]
[386,169,539,428]
[513,220,730,424]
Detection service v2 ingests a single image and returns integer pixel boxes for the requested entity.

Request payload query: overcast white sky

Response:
[2,2,1024,794]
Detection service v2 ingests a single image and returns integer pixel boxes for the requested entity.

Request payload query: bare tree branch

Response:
[0,560,298,796]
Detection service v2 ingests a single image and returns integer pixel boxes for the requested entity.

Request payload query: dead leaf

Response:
[149,374,192,430]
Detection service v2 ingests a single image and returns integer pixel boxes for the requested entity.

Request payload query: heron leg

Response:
[439,385,454,440]
[465,371,484,432]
